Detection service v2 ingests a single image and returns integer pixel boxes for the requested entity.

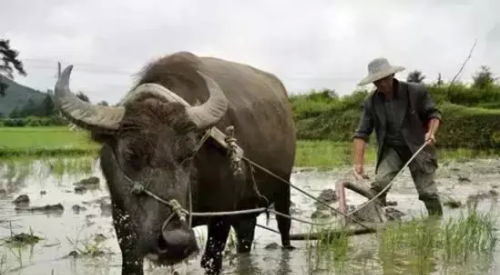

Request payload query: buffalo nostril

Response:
[159,228,198,257]
[157,234,169,253]
[161,229,191,247]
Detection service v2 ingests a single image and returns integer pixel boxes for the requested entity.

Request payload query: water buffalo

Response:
[53,51,296,274]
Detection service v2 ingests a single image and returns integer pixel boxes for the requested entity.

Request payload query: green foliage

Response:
[289,89,339,120]
[407,70,426,83]
[0,116,68,127]
[292,72,500,149]
[9,95,56,118]
[0,39,26,80]
[472,65,497,89]
[437,103,500,149]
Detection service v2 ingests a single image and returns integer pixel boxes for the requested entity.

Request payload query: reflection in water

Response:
[276,250,292,275]
[233,253,262,274]
[228,250,292,275]
[0,157,499,274]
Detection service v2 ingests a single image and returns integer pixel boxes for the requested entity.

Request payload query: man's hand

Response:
[353,164,368,180]
[425,131,436,145]
[425,118,440,145]
[352,138,370,180]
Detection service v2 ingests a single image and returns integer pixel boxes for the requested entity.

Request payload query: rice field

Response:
[0,126,499,274]
[1,126,499,167]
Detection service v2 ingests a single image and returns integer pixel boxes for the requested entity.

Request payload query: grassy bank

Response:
[2,127,500,168]
[291,80,500,150]
[0,127,99,158]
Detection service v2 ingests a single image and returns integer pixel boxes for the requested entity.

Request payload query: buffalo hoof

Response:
[282,244,296,250]
[236,244,252,254]
[201,255,222,275]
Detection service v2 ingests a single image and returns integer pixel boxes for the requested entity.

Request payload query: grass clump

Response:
[47,157,95,177]
[0,156,96,180]
[377,208,498,274]
[66,228,111,258]
[441,210,498,262]
[378,218,439,274]
[300,207,498,275]
[304,225,352,274]
[2,227,42,247]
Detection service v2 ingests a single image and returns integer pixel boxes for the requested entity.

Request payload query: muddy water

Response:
[0,157,499,275]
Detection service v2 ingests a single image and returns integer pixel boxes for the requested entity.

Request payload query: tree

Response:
[97,100,109,106]
[9,106,21,118]
[0,39,27,96]
[407,70,426,83]
[472,65,497,89]
[40,95,56,116]
[436,73,443,86]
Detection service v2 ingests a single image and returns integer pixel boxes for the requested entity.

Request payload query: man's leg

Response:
[370,146,404,206]
[409,164,443,217]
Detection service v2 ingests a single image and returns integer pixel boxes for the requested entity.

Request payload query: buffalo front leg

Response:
[112,202,144,275]
[231,214,257,253]
[201,217,231,275]
[274,185,295,250]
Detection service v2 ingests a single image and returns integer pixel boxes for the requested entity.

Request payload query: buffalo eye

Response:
[125,148,146,170]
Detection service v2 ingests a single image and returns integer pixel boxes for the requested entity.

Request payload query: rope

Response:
[115,125,429,237]
[241,156,374,230]
[344,141,430,218]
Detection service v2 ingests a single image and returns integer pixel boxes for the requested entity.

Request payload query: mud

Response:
[0,156,499,274]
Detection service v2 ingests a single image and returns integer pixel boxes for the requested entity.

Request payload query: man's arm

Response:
[352,100,374,166]
[427,118,440,135]
[419,87,442,136]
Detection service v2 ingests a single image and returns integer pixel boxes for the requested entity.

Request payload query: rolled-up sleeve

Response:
[419,87,442,122]
[353,100,374,142]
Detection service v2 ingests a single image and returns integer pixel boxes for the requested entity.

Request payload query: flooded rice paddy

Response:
[0,156,499,275]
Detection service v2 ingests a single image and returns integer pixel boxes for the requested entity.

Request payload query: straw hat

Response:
[358,57,405,86]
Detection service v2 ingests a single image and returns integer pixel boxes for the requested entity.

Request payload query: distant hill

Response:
[0,74,48,117]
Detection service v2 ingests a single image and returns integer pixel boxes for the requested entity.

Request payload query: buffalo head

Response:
[53,65,228,265]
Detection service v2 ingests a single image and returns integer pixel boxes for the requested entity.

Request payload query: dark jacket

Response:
[353,79,442,173]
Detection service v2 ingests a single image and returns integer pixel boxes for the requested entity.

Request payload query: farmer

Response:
[352,57,443,217]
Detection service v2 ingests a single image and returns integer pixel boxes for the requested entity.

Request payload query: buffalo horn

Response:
[126,70,228,130]
[185,71,228,130]
[53,65,125,132]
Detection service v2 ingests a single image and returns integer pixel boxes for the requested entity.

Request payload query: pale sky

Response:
[1,0,499,104]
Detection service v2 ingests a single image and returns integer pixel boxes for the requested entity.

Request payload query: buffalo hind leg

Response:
[232,214,257,253]
[274,184,295,250]
[112,202,144,275]
[201,217,231,275]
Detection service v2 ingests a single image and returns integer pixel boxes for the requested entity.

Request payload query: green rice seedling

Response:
[440,208,498,263]
[47,157,95,177]
[302,224,351,273]
[378,218,440,274]
[66,233,110,257]
[3,225,42,248]
[378,206,498,275]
